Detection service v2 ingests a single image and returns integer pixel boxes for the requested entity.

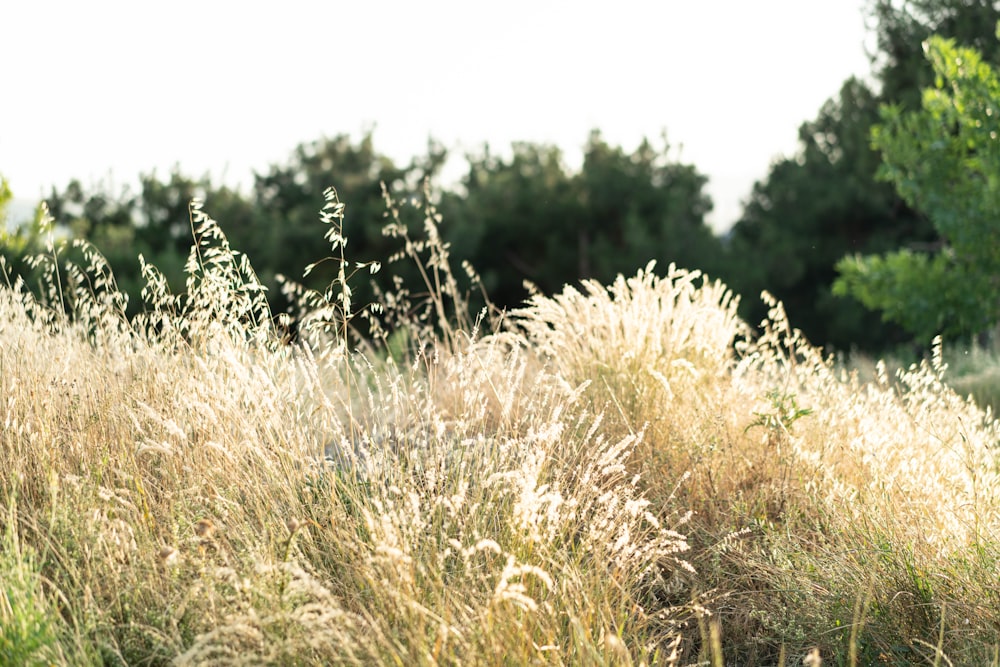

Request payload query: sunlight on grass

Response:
[2,188,999,664]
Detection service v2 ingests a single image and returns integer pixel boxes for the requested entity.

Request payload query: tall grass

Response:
[2,187,999,665]
[848,335,1000,417]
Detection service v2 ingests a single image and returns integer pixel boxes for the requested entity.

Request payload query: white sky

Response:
[3,1,874,232]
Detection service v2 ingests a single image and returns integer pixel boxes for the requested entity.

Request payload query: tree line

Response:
[3,0,1000,354]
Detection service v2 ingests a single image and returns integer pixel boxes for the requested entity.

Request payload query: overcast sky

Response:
[3,1,873,232]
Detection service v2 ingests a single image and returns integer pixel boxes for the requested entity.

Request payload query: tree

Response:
[723,0,1000,353]
[834,28,1000,343]
[440,131,722,311]
[1,177,93,299]
[439,142,582,307]
[870,0,1000,106]
[42,171,254,312]
[724,77,934,352]
[575,131,721,281]
[0,175,26,276]
[29,130,719,334]
[246,132,438,317]
[0,175,10,235]
[36,133,435,320]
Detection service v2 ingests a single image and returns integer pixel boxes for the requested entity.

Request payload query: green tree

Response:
[248,133,405,281]
[135,169,255,295]
[441,131,722,311]
[834,28,1000,343]
[0,175,26,277]
[0,175,11,234]
[1,178,75,294]
[576,131,720,281]
[440,142,581,307]
[246,132,440,317]
[43,172,251,312]
[871,0,1000,106]
[30,129,719,333]
[35,134,443,324]
[723,0,1000,353]
[724,77,933,351]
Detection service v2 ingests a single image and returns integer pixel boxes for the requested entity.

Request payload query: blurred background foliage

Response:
[835,25,1000,344]
[725,0,1000,352]
[4,0,1000,357]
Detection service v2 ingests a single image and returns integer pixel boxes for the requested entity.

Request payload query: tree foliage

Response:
[724,77,933,352]
[440,131,721,309]
[0,176,10,223]
[0,177,50,283]
[22,2,1000,353]
[38,134,445,320]
[723,0,1000,353]
[835,27,1000,342]
[35,131,719,330]
[870,0,1000,106]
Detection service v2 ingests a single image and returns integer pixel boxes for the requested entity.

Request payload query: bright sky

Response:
[3,1,874,232]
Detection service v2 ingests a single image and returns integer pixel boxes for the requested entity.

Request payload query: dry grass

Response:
[510,263,1000,663]
[2,189,999,665]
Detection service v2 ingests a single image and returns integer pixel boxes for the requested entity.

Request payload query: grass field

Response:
[2,190,999,665]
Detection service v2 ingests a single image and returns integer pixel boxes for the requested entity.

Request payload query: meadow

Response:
[2,188,1000,666]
